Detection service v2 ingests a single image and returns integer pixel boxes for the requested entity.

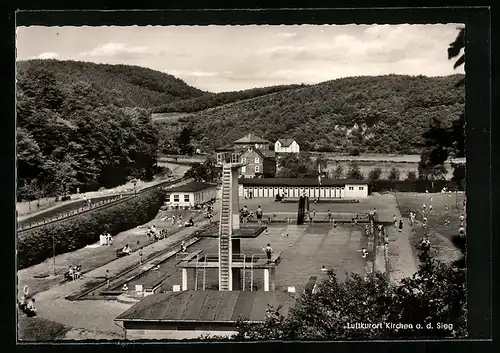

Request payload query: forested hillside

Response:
[151,84,304,114]
[16,66,160,201]
[156,74,464,154]
[17,60,206,109]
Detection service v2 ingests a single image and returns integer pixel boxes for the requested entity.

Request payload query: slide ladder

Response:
[243,254,255,291]
[219,165,232,291]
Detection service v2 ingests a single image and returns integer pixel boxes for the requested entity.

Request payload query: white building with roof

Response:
[166,181,217,208]
[275,139,300,153]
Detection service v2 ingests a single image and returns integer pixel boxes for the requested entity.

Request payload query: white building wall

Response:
[344,184,369,198]
[238,184,368,198]
[275,140,300,153]
[169,186,218,207]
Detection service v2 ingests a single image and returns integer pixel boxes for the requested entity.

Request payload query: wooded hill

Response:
[17,59,206,109]
[151,84,305,114]
[155,74,465,154]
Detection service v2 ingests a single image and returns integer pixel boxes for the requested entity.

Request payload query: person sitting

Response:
[68,266,76,281]
[75,265,83,280]
[122,244,131,255]
[122,284,129,291]
[25,298,37,317]
[184,218,195,227]
[18,295,27,311]
[180,241,187,253]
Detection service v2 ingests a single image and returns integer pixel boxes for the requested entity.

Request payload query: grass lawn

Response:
[17,209,207,298]
[17,311,70,341]
[394,192,465,264]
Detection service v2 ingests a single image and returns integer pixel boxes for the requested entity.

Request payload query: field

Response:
[394,192,465,264]
[158,153,465,180]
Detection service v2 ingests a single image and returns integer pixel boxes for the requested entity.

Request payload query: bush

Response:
[370,179,462,193]
[17,189,165,269]
[348,148,360,156]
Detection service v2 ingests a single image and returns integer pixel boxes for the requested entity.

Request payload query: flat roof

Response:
[239,178,368,187]
[168,181,217,193]
[196,224,265,238]
[115,290,296,323]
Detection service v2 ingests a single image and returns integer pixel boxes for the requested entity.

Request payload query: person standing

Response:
[393,215,398,227]
[398,219,403,233]
[263,244,273,262]
[139,248,143,265]
[327,210,332,223]
[105,270,110,288]
[256,206,263,224]
[459,214,465,227]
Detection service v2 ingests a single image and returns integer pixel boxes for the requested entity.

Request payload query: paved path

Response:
[377,194,418,284]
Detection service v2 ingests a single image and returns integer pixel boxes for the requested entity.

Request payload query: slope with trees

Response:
[17,59,206,109]
[155,74,464,154]
[16,67,161,201]
[151,84,304,114]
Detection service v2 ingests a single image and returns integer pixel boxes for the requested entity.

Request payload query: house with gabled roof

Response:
[215,133,277,178]
[275,138,300,153]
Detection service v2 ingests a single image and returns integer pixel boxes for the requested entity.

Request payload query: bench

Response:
[304,276,318,295]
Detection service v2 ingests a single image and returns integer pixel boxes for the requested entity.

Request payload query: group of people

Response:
[64,265,84,281]
[99,232,113,246]
[239,205,264,224]
[18,296,37,317]
[146,225,168,242]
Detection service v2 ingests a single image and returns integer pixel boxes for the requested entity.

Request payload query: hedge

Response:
[17,189,165,270]
[369,179,464,193]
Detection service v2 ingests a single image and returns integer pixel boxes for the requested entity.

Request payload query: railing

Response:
[17,176,193,233]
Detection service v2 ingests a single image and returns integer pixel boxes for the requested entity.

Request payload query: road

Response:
[17,195,126,228]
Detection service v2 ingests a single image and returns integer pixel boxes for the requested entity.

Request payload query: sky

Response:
[16,24,465,93]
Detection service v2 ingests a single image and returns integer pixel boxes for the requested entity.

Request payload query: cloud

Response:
[276,32,297,38]
[80,42,160,60]
[32,52,59,59]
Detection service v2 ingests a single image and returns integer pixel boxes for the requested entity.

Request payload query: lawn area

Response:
[394,192,465,264]
[17,208,207,298]
[17,311,70,341]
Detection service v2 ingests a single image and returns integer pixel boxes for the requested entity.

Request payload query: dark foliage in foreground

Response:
[230,246,466,340]
[17,189,165,269]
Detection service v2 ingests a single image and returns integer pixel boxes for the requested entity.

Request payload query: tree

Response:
[368,167,382,181]
[416,27,466,178]
[234,247,466,340]
[406,171,417,181]
[346,162,364,180]
[387,167,401,181]
[331,164,344,179]
[177,126,194,155]
[315,154,328,172]
[451,163,466,190]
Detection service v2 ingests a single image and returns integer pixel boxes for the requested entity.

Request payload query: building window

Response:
[242,157,246,163]
[184,194,190,202]
[232,153,239,163]
[359,186,364,190]
[241,166,246,173]
[255,165,260,173]
[255,157,260,164]
[349,186,354,190]
[173,194,179,202]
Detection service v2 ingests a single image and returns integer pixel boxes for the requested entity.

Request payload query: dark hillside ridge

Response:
[155,74,464,155]
[17,59,206,109]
